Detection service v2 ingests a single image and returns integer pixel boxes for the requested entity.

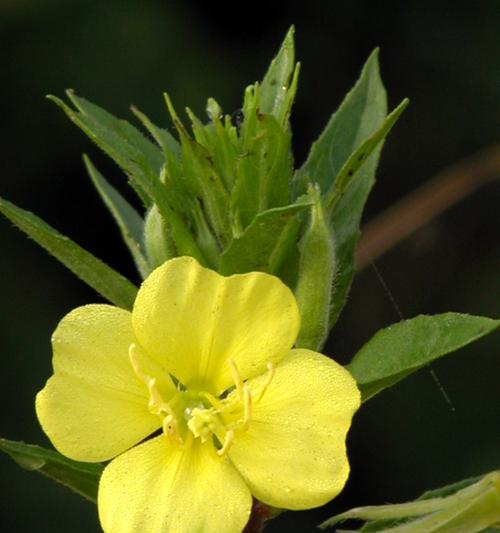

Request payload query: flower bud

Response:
[294,185,335,351]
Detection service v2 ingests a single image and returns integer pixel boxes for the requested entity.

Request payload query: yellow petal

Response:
[132,256,300,394]
[226,349,361,510]
[98,436,252,533]
[36,305,172,462]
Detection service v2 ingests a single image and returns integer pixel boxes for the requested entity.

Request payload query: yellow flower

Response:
[36,256,360,533]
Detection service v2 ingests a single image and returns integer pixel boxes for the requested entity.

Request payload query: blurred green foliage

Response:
[1,1,498,531]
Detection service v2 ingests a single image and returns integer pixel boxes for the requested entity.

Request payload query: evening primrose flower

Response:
[36,256,360,533]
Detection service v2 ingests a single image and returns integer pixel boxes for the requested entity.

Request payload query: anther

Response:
[162,414,182,444]
[217,429,234,456]
[129,344,182,444]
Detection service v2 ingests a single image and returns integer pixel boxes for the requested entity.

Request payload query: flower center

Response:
[185,405,224,446]
[128,344,275,456]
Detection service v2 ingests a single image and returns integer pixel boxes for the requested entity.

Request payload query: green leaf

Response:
[419,476,484,501]
[295,186,335,351]
[84,156,150,279]
[203,98,240,191]
[324,98,409,212]
[165,94,231,249]
[347,313,500,401]
[232,112,293,229]
[179,130,231,246]
[296,48,387,195]
[219,201,309,276]
[296,49,389,328]
[49,91,162,207]
[130,105,181,159]
[320,471,500,532]
[0,197,138,310]
[260,25,298,125]
[51,92,205,263]
[327,153,380,328]
[0,438,103,503]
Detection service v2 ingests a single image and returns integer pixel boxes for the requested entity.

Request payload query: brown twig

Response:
[243,500,276,533]
[356,146,500,271]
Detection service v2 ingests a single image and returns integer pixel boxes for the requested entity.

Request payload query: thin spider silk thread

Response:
[368,257,456,413]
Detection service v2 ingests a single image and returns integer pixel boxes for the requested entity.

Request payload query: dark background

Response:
[1,1,499,531]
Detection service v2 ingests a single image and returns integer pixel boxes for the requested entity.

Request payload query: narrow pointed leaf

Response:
[50,92,205,263]
[219,200,310,276]
[233,113,293,228]
[180,134,231,245]
[260,25,296,123]
[65,91,164,176]
[49,91,162,207]
[296,48,387,195]
[320,471,500,532]
[85,156,150,279]
[280,62,301,125]
[0,438,103,503]
[347,313,500,401]
[130,105,181,159]
[325,98,409,212]
[296,50,389,328]
[164,93,231,249]
[210,114,239,191]
[0,197,138,310]
[419,476,484,501]
[327,149,381,328]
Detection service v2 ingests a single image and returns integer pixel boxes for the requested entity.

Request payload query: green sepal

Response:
[143,204,176,270]
[260,25,299,125]
[179,131,230,246]
[219,199,310,276]
[232,111,293,229]
[0,438,103,503]
[165,94,231,248]
[294,185,335,351]
[84,155,150,279]
[0,197,138,310]
[347,313,500,402]
[204,98,240,191]
[320,470,500,532]
[191,200,221,269]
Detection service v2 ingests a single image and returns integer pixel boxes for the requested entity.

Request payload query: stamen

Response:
[253,362,275,403]
[228,358,244,399]
[217,429,234,456]
[129,345,183,444]
[242,385,252,430]
[200,391,224,411]
[129,343,150,385]
[148,378,171,415]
